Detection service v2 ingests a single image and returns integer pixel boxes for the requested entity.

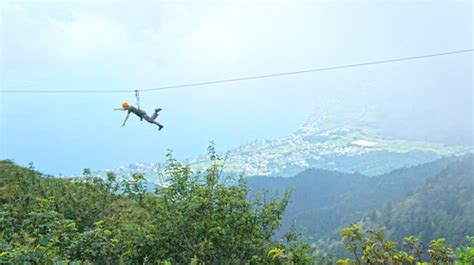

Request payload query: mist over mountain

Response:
[97,103,469,180]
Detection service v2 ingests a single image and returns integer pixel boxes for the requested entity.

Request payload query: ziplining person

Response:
[115,102,164,130]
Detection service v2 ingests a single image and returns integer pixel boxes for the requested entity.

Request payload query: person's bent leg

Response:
[150,108,161,121]
[150,112,158,121]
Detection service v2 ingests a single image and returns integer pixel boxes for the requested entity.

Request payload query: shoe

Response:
[155,108,162,113]
[158,125,164,131]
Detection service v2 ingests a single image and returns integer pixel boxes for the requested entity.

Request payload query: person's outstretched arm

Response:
[122,112,130,126]
[114,107,126,111]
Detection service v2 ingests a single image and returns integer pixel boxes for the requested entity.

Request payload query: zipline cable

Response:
[1,48,472,94]
[140,48,474,92]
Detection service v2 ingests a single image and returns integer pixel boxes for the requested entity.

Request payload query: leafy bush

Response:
[0,146,310,263]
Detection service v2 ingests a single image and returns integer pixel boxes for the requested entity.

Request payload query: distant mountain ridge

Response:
[97,109,467,181]
[246,155,462,240]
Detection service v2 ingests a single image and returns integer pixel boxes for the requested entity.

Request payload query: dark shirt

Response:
[128,106,146,117]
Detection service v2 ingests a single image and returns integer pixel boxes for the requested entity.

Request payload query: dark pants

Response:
[142,110,163,127]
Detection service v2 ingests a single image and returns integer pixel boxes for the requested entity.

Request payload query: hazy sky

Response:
[1,0,472,175]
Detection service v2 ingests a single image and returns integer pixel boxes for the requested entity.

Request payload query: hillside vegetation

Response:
[0,148,305,264]
[0,148,473,264]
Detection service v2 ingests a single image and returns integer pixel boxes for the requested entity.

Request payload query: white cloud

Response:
[182,10,254,62]
[48,13,128,61]
[2,2,184,80]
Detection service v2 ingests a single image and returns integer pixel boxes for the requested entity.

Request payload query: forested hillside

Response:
[247,156,460,241]
[368,155,474,248]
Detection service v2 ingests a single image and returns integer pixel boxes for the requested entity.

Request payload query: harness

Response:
[135,90,143,121]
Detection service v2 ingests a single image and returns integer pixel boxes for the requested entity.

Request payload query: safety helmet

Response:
[122,102,129,107]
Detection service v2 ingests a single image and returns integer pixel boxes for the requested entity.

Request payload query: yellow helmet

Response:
[122,102,129,108]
